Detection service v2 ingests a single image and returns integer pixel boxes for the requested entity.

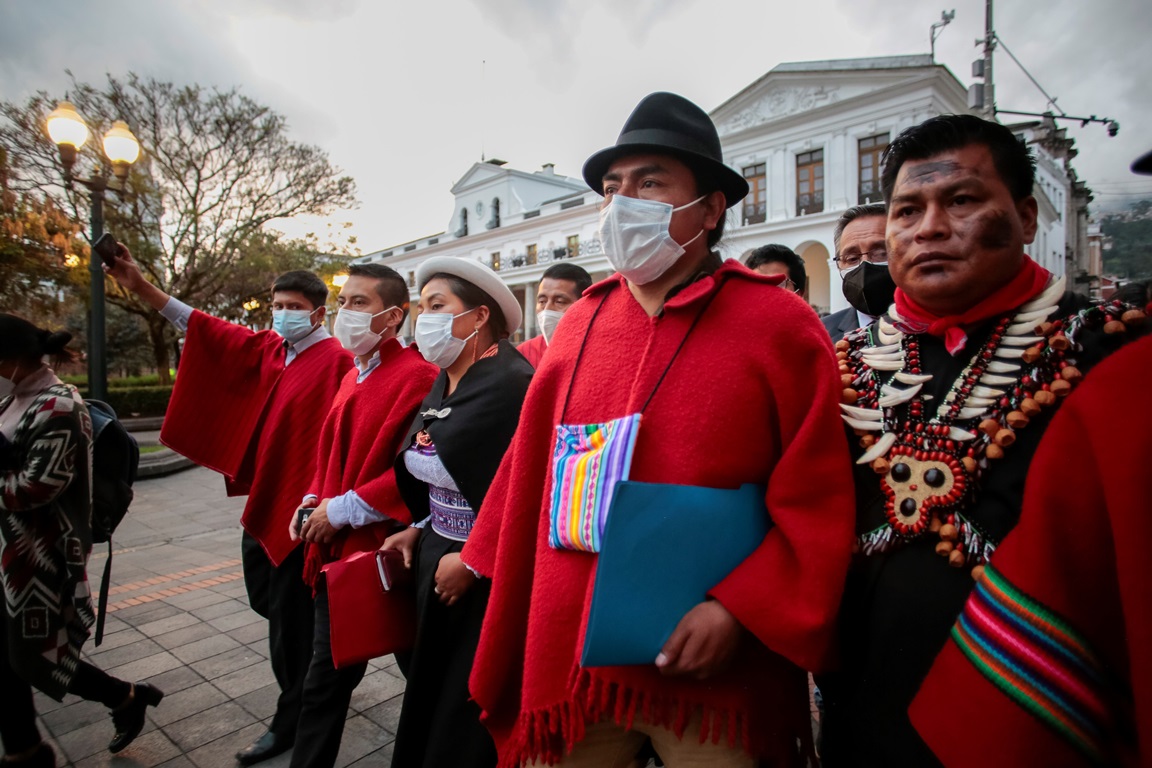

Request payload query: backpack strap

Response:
[95,542,112,646]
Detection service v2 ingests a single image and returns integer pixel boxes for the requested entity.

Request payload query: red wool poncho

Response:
[301,339,439,585]
[911,332,1152,768]
[160,311,352,565]
[463,261,857,766]
[516,334,548,369]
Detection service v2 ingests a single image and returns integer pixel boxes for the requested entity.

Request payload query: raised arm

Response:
[104,244,174,314]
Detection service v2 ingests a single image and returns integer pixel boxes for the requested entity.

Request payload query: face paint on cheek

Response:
[973,210,1016,250]
[886,229,913,270]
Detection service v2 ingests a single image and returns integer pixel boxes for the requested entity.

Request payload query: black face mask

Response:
[842,262,897,317]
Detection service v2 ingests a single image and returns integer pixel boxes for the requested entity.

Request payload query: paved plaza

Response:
[25,464,404,767]
[17,448,819,767]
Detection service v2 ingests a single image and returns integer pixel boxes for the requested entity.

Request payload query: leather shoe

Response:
[235,731,293,766]
[108,682,164,754]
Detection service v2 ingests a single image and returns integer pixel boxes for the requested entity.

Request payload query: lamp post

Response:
[46,102,140,402]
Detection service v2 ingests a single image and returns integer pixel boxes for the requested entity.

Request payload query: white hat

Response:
[415,256,522,335]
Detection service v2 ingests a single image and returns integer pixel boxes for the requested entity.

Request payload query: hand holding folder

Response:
[581,481,771,668]
[323,548,416,669]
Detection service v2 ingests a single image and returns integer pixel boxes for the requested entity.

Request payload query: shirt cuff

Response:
[411,517,430,529]
[160,296,193,332]
[301,494,319,507]
[328,490,387,529]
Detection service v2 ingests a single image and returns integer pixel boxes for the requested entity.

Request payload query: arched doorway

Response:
[795,240,832,315]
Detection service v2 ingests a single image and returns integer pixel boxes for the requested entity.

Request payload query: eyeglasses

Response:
[834,248,888,270]
[778,278,799,294]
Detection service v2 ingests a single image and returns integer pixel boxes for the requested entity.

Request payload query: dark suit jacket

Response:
[822,307,866,341]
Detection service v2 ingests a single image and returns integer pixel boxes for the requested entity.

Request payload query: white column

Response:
[769,148,789,221]
[522,281,537,338]
[828,131,850,212]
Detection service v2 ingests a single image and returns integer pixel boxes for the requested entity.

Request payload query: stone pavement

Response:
[26,466,404,767]
[19,458,821,767]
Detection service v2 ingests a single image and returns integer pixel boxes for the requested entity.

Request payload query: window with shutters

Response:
[742,163,766,224]
[858,133,889,204]
[796,150,824,215]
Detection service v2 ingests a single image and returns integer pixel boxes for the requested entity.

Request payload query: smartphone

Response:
[297,507,314,531]
[93,233,121,268]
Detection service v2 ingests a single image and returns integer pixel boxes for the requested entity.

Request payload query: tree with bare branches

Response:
[0,73,358,382]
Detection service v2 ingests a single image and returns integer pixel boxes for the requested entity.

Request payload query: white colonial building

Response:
[359,54,1091,336]
[356,160,609,340]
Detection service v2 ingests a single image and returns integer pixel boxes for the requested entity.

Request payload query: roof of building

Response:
[770,54,936,73]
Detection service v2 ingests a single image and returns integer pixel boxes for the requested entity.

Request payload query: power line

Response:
[994,34,1066,116]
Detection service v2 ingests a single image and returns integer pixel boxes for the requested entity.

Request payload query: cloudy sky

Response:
[2,0,1149,254]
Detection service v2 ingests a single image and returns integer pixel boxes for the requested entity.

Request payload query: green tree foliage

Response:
[0,72,358,382]
[1101,200,1152,280]
[205,229,352,328]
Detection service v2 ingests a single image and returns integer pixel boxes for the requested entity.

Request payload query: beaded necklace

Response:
[839,277,1146,571]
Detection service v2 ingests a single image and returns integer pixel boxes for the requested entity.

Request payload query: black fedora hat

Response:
[1132,149,1152,175]
[582,92,748,209]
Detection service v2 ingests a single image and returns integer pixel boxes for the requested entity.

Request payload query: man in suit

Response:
[744,244,808,300]
[822,202,895,340]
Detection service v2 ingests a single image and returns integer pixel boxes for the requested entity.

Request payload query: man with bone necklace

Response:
[817,114,1147,766]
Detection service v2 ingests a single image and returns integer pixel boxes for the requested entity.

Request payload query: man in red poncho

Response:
[909,329,1152,767]
[106,251,352,765]
[906,150,1152,768]
[516,263,593,369]
[284,263,438,768]
[460,92,856,767]
[816,115,1147,767]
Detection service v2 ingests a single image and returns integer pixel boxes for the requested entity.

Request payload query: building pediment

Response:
[713,56,945,137]
[451,162,511,195]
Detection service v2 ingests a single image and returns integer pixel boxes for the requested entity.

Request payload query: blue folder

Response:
[580,481,771,668]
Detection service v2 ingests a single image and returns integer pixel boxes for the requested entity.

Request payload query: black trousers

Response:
[1,610,131,755]
[288,582,368,768]
[241,532,315,739]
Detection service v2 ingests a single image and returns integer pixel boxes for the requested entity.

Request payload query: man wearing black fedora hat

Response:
[461,92,855,766]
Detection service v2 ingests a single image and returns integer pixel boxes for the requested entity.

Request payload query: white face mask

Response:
[537,309,565,344]
[333,306,397,356]
[271,308,320,344]
[597,194,706,285]
[415,308,477,368]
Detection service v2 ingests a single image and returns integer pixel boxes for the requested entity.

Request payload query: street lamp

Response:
[46,101,140,401]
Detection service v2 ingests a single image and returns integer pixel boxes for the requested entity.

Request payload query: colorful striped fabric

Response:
[548,413,641,553]
[951,563,1125,765]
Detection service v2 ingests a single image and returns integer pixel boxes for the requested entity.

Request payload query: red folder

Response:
[322,549,416,669]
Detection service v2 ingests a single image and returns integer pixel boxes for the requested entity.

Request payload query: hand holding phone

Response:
[297,506,314,531]
[93,233,122,268]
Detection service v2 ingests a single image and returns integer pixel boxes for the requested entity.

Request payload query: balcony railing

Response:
[742,202,766,225]
[489,238,603,272]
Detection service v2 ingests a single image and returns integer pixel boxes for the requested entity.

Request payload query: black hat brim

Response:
[1132,149,1152,175]
[583,143,749,209]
